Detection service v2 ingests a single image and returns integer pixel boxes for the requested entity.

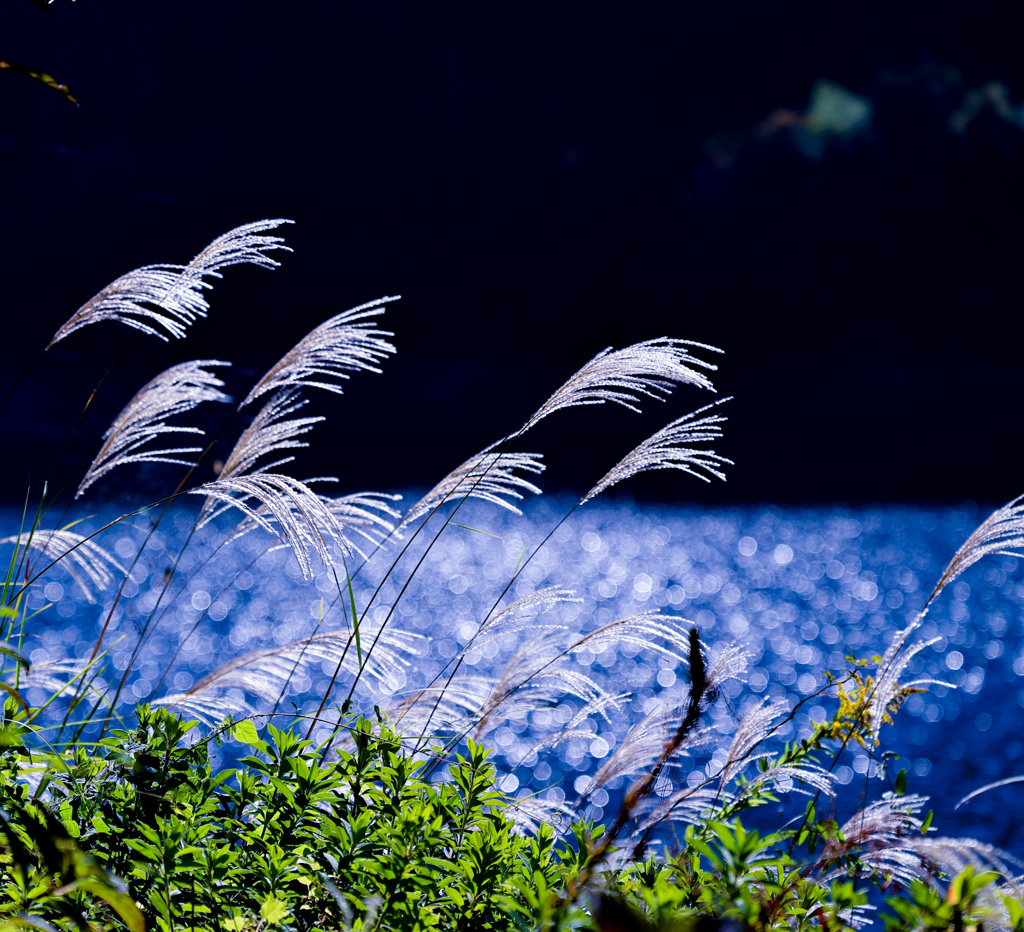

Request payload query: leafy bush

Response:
[1,222,1023,931]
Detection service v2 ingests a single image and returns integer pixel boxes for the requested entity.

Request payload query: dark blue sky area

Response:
[2,1,1023,505]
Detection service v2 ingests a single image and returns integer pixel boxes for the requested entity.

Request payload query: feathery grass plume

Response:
[580,398,733,505]
[467,586,582,646]
[816,794,935,886]
[156,626,424,726]
[0,529,123,603]
[638,784,728,833]
[76,360,231,498]
[583,701,709,797]
[504,795,577,836]
[864,625,953,749]
[225,488,403,561]
[562,613,694,667]
[189,473,345,579]
[48,219,293,347]
[395,445,545,536]
[214,387,323,483]
[322,491,404,557]
[16,658,98,695]
[514,337,721,436]
[240,296,399,408]
[925,492,1024,610]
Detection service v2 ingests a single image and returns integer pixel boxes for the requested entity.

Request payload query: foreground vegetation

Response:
[1,223,1023,930]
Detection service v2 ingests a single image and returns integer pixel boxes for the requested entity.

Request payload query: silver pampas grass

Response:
[48,219,292,346]
[515,337,721,435]
[76,360,231,498]
[581,398,733,505]
[0,529,123,603]
[240,296,399,408]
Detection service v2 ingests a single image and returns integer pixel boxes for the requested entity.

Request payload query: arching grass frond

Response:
[48,219,292,346]
[515,338,721,435]
[76,360,231,498]
[189,474,343,579]
[396,446,544,535]
[0,529,123,603]
[216,388,323,484]
[866,627,952,749]
[926,492,1024,610]
[323,491,404,557]
[581,399,733,504]
[156,626,425,726]
[240,296,399,407]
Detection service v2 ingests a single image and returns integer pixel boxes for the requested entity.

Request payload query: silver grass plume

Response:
[76,360,231,498]
[925,492,1024,611]
[240,296,399,408]
[639,784,728,833]
[189,474,345,579]
[322,492,404,558]
[820,794,931,885]
[580,398,733,505]
[48,219,292,346]
[225,487,402,563]
[395,445,544,536]
[564,613,694,668]
[0,529,123,603]
[813,794,960,888]
[514,337,721,436]
[15,658,98,695]
[468,586,582,647]
[504,795,577,836]
[215,388,322,483]
[156,626,424,726]
[582,701,709,797]
[865,623,953,749]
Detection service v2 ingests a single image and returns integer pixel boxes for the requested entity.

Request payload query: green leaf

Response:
[260,897,290,925]
[895,768,907,796]
[233,720,261,745]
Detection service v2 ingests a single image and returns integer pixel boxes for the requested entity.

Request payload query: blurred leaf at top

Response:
[1,59,79,105]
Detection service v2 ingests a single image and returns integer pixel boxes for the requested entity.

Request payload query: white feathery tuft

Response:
[240,296,399,408]
[156,626,425,725]
[865,624,953,749]
[515,337,721,436]
[716,698,790,788]
[189,473,344,579]
[584,701,707,796]
[926,492,1024,610]
[76,360,231,498]
[216,388,323,484]
[48,219,293,346]
[581,398,733,504]
[395,445,544,535]
[322,491,404,558]
[0,529,123,603]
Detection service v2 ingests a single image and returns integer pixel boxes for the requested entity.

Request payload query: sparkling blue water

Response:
[3,496,1023,851]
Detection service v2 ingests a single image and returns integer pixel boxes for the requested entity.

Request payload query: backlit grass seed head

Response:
[0,529,124,603]
[156,626,424,725]
[76,359,231,498]
[581,398,733,505]
[515,337,722,436]
[926,492,1024,611]
[189,473,345,579]
[240,296,399,408]
[48,219,292,346]
[396,446,545,536]
[214,388,323,484]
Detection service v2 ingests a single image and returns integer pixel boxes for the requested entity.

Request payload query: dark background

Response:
[2,1,1023,507]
